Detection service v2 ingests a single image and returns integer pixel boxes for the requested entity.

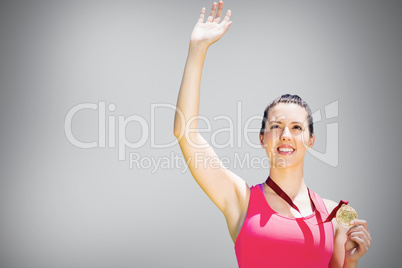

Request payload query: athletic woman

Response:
[173,2,371,267]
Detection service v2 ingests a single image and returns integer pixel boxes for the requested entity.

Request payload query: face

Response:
[259,103,315,169]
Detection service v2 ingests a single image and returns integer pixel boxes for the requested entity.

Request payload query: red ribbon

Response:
[265,176,348,224]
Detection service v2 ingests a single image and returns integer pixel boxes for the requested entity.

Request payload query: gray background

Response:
[0,0,401,267]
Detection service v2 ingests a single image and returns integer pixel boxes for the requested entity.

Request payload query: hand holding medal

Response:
[329,202,372,264]
[343,218,372,264]
[334,204,371,264]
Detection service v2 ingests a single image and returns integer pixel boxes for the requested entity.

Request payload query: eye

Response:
[293,125,302,130]
[270,125,280,129]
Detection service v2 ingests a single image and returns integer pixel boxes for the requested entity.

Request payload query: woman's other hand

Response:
[344,219,372,265]
[190,1,232,48]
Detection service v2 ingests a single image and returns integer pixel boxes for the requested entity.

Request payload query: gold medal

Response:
[336,204,358,229]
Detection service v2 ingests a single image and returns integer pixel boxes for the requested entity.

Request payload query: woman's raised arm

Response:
[173,1,248,242]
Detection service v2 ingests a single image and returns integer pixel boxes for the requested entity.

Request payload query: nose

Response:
[281,126,292,142]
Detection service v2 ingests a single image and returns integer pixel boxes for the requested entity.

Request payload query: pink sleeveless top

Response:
[235,183,334,268]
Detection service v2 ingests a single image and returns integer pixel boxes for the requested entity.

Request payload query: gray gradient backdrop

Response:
[0,0,400,267]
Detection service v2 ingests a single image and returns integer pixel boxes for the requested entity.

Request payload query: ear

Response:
[307,134,315,150]
[259,133,265,148]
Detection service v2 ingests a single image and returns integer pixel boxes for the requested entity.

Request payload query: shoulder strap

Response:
[308,190,329,216]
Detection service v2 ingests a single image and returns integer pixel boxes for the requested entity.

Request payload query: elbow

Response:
[173,120,187,140]
[174,113,183,139]
[173,128,181,139]
[174,127,197,141]
[173,124,184,140]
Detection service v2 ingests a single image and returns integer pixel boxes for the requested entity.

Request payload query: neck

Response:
[268,165,306,199]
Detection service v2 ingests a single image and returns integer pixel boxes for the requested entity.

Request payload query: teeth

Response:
[278,147,294,152]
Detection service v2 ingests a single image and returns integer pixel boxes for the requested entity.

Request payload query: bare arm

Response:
[173,1,249,242]
[174,1,232,137]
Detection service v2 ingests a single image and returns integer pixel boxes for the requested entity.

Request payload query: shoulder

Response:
[309,190,338,214]
[322,198,339,212]
[322,199,339,232]
[322,198,341,227]
[322,198,349,237]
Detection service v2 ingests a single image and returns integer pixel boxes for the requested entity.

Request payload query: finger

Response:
[222,9,232,23]
[214,1,224,23]
[347,229,369,244]
[347,224,370,237]
[347,229,372,253]
[349,219,370,235]
[347,226,371,249]
[348,234,370,253]
[218,20,232,38]
[350,219,369,230]
[198,7,206,23]
[207,2,217,22]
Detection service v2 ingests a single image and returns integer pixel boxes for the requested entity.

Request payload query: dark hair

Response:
[260,94,314,138]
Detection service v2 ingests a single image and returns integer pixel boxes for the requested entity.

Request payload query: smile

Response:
[277,146,295,155]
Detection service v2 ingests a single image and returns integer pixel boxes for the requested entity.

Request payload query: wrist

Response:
[343,260,358,268]
[189,40,209,52]
[187,42,209,62]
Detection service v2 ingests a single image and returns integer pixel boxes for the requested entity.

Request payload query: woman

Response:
[173,2,371,267]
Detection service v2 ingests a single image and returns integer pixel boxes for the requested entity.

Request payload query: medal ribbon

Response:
[265,176,348,224]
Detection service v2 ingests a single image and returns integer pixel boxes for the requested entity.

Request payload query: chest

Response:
[236,212,334,266]
[264,191,316,218]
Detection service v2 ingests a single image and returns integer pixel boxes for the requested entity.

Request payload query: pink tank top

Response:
[235,183,334,268]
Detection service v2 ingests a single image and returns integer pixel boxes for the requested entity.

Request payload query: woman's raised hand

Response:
[190,1,232,47]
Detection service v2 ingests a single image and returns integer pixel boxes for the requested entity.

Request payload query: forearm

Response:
[343,260,358,268]
[174,42,209,138]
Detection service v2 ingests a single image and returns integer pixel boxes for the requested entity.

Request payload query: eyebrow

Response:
[268,121,304,125]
